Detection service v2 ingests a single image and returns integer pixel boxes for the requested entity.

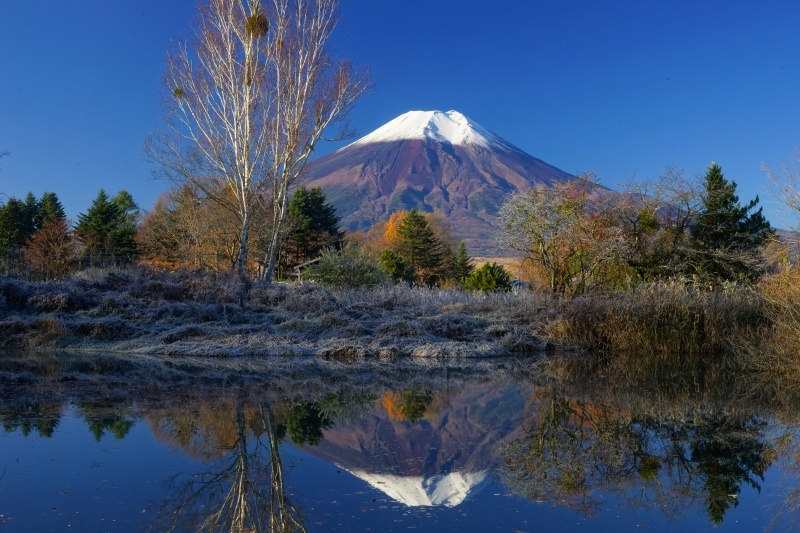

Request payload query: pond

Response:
[1,352,799,532]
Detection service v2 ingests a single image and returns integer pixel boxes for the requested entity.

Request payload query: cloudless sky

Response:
[1,1,799,226]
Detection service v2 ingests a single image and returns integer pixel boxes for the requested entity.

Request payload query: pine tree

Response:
[279,186,342,276]
[21,192,39,236]
[0,198,27,264]
[396,209,444,286]
[76,189,138,264]
[689,163,772,282]
[453,241,474,285]
[37,192,66,227]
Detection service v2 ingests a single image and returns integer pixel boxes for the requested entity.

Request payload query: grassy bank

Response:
[3,267,800,378]
[0,268,551,358]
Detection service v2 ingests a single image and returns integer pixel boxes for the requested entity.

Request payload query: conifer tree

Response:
[279,186,342,276]
[37,192,66,227]
[0,198,27,264]
[76,189,139,264]
[396,209,444,287]
[689,163,772,282]
[453,241,474,285]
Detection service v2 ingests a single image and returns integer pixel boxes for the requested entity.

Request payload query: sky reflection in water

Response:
[1,355,799,532]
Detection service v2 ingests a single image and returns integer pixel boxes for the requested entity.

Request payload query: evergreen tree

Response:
[689,163,772,282]
[37,192,66,226]
[396,209,444,287]
[0,194,39,267]
[279,186,342,276]
[463,262,512,292]
[0,198,27,263]
[21,192,39,236]
[76,189,138,264]
[453,241,474,285]
[110,190,139,259]
[379,248,414,284]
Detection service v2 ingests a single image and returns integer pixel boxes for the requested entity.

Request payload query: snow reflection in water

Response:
[0,353,799,531]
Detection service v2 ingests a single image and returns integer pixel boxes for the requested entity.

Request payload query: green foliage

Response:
[284,403,330,447]
[279,186,342,278]
[76,189,139,264]
[689,163,772,282]
[0,198,31,258]
[78,401,136,442]
[396,209,445,286]
[379,248,413,284]
[463,262,512,292]
[0,402,61,438]
[311,244,387,289]
[397,388,433,424]
[453,241,474,285]
[38,192,66,226]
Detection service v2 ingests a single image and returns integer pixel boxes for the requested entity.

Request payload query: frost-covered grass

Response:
[0,268,552,358]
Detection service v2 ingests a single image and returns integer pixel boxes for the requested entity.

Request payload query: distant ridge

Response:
[303,110,574,255]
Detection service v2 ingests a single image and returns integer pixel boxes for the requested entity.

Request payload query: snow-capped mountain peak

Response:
[351,110,509,149]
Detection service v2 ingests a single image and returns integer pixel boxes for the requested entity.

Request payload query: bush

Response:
[463,262,512,292]
[310,245,387,289]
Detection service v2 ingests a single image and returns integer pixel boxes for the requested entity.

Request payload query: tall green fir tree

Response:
[37,192,66,227]
[0,193,41,267]
[76,189,139,265]
[453,241,474,285]
[396,209,444,287]
[689,163,772,282]
[278,186,342,277]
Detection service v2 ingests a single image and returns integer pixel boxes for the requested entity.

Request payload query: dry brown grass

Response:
[546,280,766,359]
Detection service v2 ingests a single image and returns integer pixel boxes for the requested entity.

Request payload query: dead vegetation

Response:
[0,267,551,358]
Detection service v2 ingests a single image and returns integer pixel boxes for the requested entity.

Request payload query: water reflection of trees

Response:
[501,392,772,525]
[0,402,61,437]
[150,399,305,532]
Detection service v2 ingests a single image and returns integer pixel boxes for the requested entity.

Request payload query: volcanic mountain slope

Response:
[303,110,574,255]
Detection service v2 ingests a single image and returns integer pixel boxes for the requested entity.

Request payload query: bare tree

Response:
[148,0,370,283]
[764,149,800,225]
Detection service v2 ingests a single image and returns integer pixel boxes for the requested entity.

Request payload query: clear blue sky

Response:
[2,1,799,226]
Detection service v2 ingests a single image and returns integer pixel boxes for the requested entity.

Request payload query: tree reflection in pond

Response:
[501,392,772,525]
[77,399,136,441]
[149,399,305,533]
[0,401,61,438]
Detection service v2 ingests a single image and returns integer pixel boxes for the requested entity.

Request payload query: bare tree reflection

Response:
[501,391,772,525]
[154,400,305,533]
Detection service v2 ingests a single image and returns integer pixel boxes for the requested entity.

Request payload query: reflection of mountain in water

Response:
[349,470,491,507]
[305,382,531,507]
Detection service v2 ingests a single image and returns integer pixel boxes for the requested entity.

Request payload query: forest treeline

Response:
[0,180,500,290]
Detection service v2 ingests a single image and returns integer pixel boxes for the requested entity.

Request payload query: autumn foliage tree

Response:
[23,217,76,279]
[499,175,622,297]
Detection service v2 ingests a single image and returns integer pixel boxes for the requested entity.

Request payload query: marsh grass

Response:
[0,268,551,358]
[732,269,800,394]
[546,280,765,358]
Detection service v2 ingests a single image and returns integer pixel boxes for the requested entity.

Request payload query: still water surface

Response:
[1,354,799,531]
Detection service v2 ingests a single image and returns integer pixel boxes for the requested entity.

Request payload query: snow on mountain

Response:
[348,110,512,150]
[345,469,491,507]
[303,109,575,255]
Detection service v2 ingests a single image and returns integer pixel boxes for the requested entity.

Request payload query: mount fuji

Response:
[303,110,574,255]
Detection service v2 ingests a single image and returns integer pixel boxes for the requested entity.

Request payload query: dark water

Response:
[1,353,799,532]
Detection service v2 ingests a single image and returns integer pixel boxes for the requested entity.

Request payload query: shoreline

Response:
[0,269,551,359]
